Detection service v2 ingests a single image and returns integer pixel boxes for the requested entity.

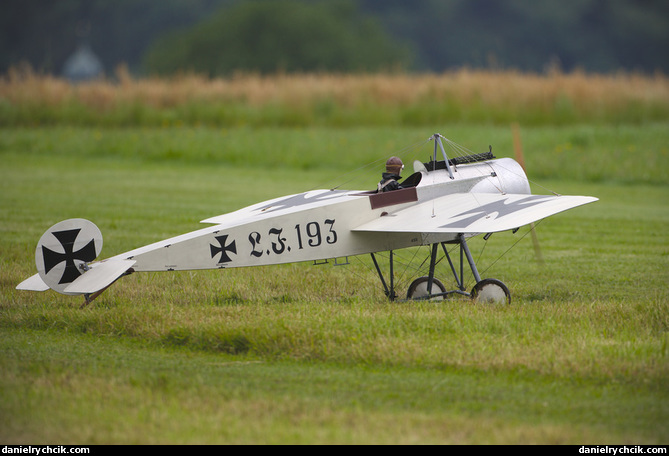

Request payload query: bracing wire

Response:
[477,220,544,278]
[328,137,432,191]
[441,133,563,196]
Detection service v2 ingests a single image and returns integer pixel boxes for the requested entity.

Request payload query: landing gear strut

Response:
[372,233,511,304]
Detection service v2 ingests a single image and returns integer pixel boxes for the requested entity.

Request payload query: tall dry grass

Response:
[1,64,668,126]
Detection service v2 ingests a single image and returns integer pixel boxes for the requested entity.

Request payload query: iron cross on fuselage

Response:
[210,234,237,264]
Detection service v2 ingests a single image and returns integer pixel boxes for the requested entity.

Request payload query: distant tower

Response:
[62,20,103,82]
[62,43,104,82]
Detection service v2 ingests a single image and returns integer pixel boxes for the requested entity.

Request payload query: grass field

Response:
[1,74,668,444]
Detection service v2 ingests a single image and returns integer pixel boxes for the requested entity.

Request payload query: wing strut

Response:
[458,233,482,284]
[370,251,397,301]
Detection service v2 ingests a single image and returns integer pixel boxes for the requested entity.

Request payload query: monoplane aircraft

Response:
[17,134,597,305]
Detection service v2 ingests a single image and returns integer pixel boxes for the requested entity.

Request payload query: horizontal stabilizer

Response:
[16,274,50,292]
[63,259,136,294]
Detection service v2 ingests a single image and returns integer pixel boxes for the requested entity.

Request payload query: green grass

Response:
[2,124,666,184]
[1,125,668,444]
[1,328,663,444]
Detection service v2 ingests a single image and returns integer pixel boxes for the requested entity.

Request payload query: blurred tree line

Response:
[143,0,408,75]
[2,0,667,77]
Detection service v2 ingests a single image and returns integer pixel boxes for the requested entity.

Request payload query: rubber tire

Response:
[407,276,447,300]
[471,278,511,305]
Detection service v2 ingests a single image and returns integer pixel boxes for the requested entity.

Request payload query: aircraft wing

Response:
[352,193,598,235]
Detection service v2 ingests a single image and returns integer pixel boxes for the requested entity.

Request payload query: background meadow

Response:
[3,67,669,128]
[1,70,668,444]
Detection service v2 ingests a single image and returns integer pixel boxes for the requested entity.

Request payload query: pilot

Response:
[378,156,404,192]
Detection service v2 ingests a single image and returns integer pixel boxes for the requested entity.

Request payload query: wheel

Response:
[407,276,447,300]
[470,278,511,304]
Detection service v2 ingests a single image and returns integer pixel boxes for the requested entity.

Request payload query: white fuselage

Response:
[114,158,530,272]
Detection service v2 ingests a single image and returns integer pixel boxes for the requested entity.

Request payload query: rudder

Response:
[33,218,103,295]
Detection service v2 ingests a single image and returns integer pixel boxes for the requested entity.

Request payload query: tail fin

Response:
[17,219,135,300]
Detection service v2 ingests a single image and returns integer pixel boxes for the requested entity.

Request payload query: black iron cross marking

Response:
[42,229,97,284]
[440,196,552,229]
[210,235,237,264]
